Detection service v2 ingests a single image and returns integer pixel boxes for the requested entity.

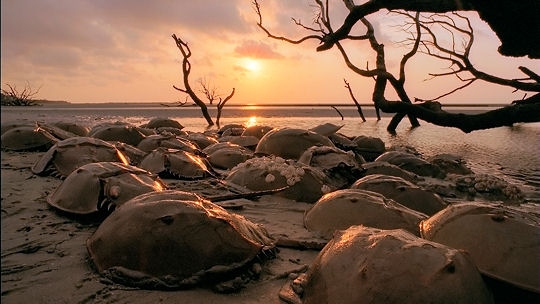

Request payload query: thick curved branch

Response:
[317,0,473,51]
[376,94,540,133]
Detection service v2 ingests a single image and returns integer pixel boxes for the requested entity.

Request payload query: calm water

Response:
[2,104,539,201]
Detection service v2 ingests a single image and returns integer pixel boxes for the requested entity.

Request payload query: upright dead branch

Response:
[343,79,366,121]
[172,34,214,126]
[171,34,237,127]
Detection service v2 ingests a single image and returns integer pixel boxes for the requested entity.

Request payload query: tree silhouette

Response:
[254,0,540,133]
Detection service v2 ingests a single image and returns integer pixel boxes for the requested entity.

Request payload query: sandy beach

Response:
[1,112,539,303]
[1,149,325,303]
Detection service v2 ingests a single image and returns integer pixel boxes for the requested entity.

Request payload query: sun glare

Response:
[244,59,260,73]
[245,116,258,127]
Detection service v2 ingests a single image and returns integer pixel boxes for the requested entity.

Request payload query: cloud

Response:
[234,40,284,59]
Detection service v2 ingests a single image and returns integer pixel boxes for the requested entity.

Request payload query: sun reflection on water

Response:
[245,116,258,127]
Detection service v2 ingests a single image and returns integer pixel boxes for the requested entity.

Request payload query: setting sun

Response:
[243,58,261,73]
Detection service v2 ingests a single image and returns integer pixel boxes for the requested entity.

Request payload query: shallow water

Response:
[2,104,539,201]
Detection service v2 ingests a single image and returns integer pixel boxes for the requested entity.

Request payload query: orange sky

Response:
[1,0,538,104]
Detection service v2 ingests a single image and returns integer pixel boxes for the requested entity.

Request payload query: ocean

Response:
[2,103,539,202]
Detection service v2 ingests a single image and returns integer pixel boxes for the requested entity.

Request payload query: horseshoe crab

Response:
[241,125,274,139]
[144,117,184,130]
[86,190,276,290]
[204,142,254,170]
[47,162,166,215]
[279,225,493,304]
[351,174,446,216]
[182,132,219,149]
[298,145,366,189]
[136,133,202,155]
[375,151,445,178]
[219,135,259,150]
[90,123,148,146]
[1,126,58,151]
[428,153,473,175]
[51,121,90,137]
[420,202,540,294]
[138,147,216,179]
[225,156,329,203]
[361,161,419,183]
[255,128,335,160]
[352,135,386,161]
[304,189,427,238]
[32,137,130,178]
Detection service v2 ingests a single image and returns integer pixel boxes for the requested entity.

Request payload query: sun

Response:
[243,58,261,73]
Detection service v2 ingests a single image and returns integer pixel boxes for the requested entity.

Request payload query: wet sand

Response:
[1,150,322,303]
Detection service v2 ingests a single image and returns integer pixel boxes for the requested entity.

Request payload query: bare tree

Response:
[254,0,540,133]
[171,34,236,128]
[344,79,367,122]
[1,82,42,106]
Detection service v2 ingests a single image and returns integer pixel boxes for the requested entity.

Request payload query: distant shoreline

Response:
[11,100,509,109]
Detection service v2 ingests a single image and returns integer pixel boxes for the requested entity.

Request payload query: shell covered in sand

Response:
[279,226,493,304]
[86,190,275,290]
[225,156,330,203]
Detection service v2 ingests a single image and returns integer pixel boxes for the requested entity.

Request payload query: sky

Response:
[1,0,538,105]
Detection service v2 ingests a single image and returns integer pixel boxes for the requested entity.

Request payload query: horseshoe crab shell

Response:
[136,133,202,154]
[204,143,254,170]
[255,128,335,160]
[298,145,366,189]
[52,121,90,137]
[304,189,428,238]
[32,137,129,178]
[241,125,274,139]
[420,202,540,293]
[86,190,275,290]
[1,126,58,151]
[90,123,148,146]
[279,225,493,304]
[225,156,329,203]
[138,147,215,179]
[145,117,184,130]
[47,162,166,215]
[375,151,445,178]
[351,174,446,216]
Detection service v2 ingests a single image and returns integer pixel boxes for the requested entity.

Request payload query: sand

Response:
[1,150,323,304]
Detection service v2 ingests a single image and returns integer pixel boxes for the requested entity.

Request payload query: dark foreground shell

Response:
[32,137,129,178]
[86,190,275,290]
[420,202,540,293]
[47,162,166,215]
[279,226,493,304]
[304,189,427,238]
[1,126,58,151]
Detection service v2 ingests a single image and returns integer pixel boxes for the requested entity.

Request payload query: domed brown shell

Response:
[225,156,329,203]
[255,128,335,160]
[1,126,58,151]
[304,189,427,238]
[86,190,275,289]
[420,202,540,293]
[351,174,446,216]
[279,226,493,304]
[47,162,165,215]
[32,137,129,178]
